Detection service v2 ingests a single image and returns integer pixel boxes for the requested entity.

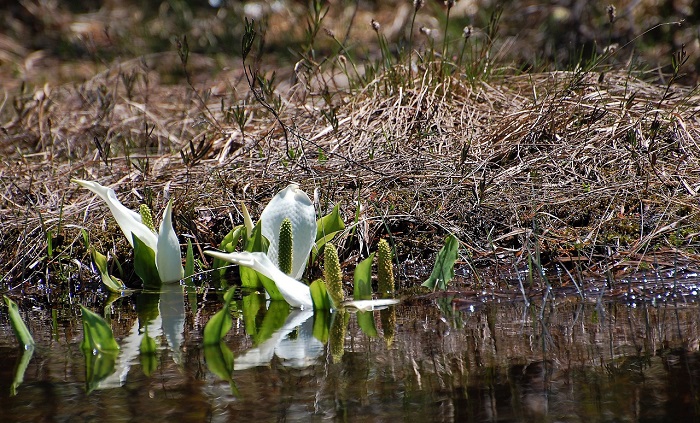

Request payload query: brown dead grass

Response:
[2,1,700,290]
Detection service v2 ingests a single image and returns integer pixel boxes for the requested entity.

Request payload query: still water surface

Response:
[1,283,700,422]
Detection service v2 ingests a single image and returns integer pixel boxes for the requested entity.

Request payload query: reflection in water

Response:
[2,294,700,421]
[96,283,185,389]
[234,309,323,370]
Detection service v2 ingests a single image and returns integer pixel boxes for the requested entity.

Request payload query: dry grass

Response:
[1,0,700,290]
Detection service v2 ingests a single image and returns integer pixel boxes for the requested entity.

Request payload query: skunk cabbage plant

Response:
[73,179,184,283]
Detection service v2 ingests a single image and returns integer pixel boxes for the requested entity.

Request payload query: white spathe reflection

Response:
[159,283,185,364]
[96,284,185,389]
[234,309,323,370]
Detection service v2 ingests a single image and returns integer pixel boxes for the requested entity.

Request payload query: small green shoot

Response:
[185,238,195,280]
[91,247,126,293]
[213,225,243,279]
[421,234,460,290]
[353,253,375,300]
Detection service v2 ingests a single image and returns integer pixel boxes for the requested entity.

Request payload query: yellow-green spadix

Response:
[73,179,184,283]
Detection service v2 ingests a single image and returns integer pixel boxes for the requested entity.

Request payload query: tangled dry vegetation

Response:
[1,0,700,291]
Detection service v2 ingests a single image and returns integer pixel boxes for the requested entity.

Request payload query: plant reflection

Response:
[89,283,185,390]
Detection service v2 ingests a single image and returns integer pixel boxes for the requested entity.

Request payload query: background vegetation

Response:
[1,0,699,293]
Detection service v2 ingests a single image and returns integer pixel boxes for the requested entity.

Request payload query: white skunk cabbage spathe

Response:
[73,179,184,283]
[260,184,317,280]
[206,251,313,308]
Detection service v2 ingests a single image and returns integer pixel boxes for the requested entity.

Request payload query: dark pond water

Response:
[2,281,700,422]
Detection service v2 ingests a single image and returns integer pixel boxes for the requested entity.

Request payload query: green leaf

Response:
[203,287,236,345]
[312,310,331,344]
[245,220,268,253]
[10,347,34,396]
[91,246,126,293]
[184,239,198,311]
[257,274,284,301]
[356,311,378,338]
[4,296,35,349]
[312,204,345,262]
[80,306,120,353]
[310,279,332,310]
[204,342,238,395]
[133,234,161,290]
[239,222,266,289]
[353,253,375,301]
[316,204,345,241]
[185,238,195,279]
[139,327,158,377]
[84,349,118,394]
[239,221,285,300]
[214,226,243,279]
[241,293,265,337]
[421,234,460,290]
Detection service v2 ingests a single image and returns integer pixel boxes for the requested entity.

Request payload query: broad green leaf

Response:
[421,234,460,290]
[10,347,34,396]
[310,279,331,310]
[133,234,161,290]
[258,273,285,301]
[316,204,345,241]
[356,311,378,337]
[353,253,375,301]
[84,350,118,394]
[312,204,345,262]
[204,342,238,395]
[4,296,35,349]
[80,306,119,353]
[312,310,331,344]
[91,247,126,292]
[254,300,289,345]
[203,287,236,345]
[139,327,158,377]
